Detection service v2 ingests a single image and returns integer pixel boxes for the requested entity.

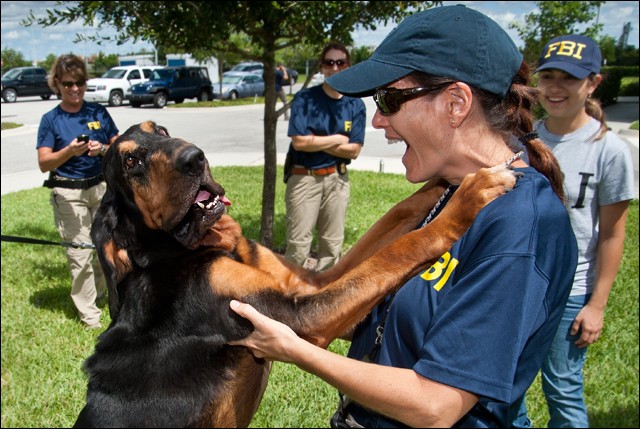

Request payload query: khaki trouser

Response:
[50,183,107,326]
[285,170,350,270]
[277,88,290,119]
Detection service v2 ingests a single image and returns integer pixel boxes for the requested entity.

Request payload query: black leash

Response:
[1,234,95,249]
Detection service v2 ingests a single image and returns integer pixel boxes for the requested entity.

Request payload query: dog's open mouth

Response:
[194,189,231,211]
[171,186,231,248]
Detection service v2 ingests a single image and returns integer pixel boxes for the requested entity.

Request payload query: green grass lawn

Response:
[0,122,22,131]
[1,167,638,427]
[169,93,295,109]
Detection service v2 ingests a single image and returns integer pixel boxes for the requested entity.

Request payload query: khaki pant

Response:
[285,171,350,270]
[50,183,107,326]
[277,88,290,120]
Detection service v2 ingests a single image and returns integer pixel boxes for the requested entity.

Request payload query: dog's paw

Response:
[198,214,243,252]
[476,162,520,196]
[446,164,519,222]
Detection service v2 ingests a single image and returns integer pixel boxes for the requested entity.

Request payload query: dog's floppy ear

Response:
[91,190,133,321]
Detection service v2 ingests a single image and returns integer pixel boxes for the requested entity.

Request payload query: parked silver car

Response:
[227,62,264,75]
[213,71,265,100]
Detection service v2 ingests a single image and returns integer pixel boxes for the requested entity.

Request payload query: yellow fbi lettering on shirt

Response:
[421,251,459,291]
[88,121,102,130]
[344,121,352,132]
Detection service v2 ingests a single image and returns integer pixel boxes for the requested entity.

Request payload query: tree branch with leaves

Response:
[23,0,441,247]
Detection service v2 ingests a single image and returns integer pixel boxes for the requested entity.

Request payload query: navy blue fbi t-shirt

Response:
[287,85,366,169]
[37,102,119,179]
[344,168,578,428]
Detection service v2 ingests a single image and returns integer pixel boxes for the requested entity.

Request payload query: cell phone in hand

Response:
[77,134,90,143]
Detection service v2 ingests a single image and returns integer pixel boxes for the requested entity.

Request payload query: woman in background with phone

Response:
[36,54,119,330]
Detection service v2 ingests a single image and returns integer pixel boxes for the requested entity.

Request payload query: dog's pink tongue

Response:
[195,190,231,206]
[196,190,211,203]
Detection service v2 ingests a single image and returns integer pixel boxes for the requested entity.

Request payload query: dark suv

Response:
[1,66,53,102]
[128,66,213,108]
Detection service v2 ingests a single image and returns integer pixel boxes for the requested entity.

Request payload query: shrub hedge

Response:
[594,66,640,106]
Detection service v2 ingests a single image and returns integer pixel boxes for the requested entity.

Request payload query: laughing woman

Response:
[228,6,579,427]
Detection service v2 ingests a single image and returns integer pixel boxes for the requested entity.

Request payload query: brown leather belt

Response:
[290,165,337,176]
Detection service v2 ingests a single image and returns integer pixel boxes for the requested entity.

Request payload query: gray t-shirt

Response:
[536,117,635,295]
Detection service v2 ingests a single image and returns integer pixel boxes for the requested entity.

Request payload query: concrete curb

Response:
[619,128,639,137]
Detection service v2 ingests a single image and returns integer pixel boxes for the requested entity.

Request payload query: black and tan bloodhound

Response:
[74,121,517,427]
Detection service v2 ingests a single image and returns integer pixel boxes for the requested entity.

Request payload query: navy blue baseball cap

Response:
[536,34,602,79]
[327,5,522,98]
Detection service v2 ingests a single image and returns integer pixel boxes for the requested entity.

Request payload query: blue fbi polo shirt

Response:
[345,167,578,428]
[37,102,119,179]
[287,85,366,169]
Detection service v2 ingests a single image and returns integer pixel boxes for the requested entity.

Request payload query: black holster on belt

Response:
[43,172,104,190]
[330,394,351,428]
[283,152,293,184]
[330,393,364,428]
[330,411,352,428]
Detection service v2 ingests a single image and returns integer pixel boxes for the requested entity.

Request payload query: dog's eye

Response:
[124,155,140,170]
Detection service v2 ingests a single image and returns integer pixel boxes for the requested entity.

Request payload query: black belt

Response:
[43,173,104,190]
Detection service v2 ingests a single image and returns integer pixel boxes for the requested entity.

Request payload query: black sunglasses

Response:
[322,59,348,68]
[374,86,443,116]
[60,79,87,88]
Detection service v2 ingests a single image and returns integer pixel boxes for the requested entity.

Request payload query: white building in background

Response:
[116,53,220,83]
[165,54,219,84]
[118,54,156,67]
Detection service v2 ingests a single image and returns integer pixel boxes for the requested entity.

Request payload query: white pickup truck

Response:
[85,65,161,106]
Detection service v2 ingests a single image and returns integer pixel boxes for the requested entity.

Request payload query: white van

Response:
[85,65,161,106]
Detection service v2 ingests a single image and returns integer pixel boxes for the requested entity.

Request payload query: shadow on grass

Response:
[590,404,640,428]
[29,284,78,321]
[4,222,61,244]
[4,223,90,322]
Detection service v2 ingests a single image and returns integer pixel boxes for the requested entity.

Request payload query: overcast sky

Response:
[2,1,638,64]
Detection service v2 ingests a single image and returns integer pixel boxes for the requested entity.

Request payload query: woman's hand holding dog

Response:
[228,300,308,363]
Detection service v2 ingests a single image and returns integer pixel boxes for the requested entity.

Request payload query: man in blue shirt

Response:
[275,63,290,120]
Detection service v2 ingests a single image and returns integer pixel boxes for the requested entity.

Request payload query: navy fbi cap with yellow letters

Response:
[326,5,522,99]
[536,34,602,79]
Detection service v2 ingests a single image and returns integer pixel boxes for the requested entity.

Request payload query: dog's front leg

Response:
[264,165,518,347]
[315,178,449,284]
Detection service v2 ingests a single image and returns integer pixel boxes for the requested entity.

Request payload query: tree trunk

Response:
[259,47,279,248]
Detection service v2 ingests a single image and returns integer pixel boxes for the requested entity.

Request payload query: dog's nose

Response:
[176,146,205,176]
